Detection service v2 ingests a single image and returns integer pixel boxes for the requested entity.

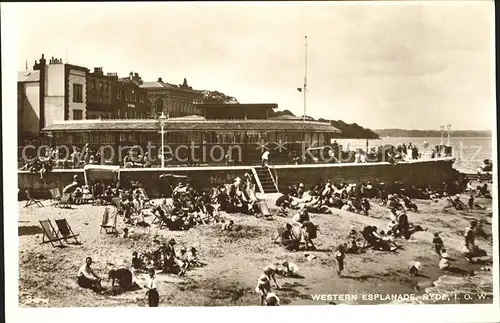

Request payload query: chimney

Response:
[158,77,163,83]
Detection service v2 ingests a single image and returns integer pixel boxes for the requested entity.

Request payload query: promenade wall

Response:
[18,158,458,199]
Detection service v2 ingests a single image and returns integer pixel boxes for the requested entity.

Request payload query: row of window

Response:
[52,131,331,145]
[90,80,111,92]
[117,89,145,103]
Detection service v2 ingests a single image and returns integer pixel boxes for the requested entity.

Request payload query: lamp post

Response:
[159,112,167,168]
[446,124,451,146]
[440,126,445,145]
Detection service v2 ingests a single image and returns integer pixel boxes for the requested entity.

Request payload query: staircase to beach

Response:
[252,166,279,194]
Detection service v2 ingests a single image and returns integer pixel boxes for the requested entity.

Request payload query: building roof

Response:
[140,81,177,89]
[197,103,277,110]
[270,114,304,120]
[42,118,341,133]
[18,70,40,83]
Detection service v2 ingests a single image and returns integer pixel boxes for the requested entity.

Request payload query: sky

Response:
[10,1,495,130]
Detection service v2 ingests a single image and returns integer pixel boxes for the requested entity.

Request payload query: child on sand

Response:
[145,268,159,307]
[282,261,300,277]
[439,249,451,270]
[255,266,280,306]
[335,244,346,277]
[432,233,444,255]
[265,292,280,306]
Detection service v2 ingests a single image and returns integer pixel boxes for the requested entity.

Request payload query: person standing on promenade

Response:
[261,149,270,167]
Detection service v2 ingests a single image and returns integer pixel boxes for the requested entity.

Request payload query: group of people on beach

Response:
[76,238,203,306]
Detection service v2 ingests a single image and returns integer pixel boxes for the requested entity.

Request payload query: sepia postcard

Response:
[2,1,498,323]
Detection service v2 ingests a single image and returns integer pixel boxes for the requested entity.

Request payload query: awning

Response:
[83,165,120,184]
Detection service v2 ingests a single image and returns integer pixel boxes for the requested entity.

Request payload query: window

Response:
[91,81,96,90]
[73,109,83,120]
[73,84,83,102]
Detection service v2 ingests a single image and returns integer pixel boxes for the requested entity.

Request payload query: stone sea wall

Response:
[18,158,458,199]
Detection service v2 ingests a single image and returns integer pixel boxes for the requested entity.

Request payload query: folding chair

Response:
[58,193,72,208]
[39,220,64,247]
[151,208,164,226]
[245,187,260,202]
[256,200,272,218]
[111,197,122,209]
[49,188,61,205]
[24,189,44,208]
[100,207,118,234]
[139,188,151,205]
[54,218,80,244]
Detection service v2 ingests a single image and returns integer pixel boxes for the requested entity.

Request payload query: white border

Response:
[3,2,499,323]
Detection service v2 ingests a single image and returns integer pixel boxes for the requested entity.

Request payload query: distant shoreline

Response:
[374,130,492,138]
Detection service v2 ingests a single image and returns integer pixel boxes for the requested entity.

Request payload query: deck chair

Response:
[25,189,44,208]
[100,207,118,234]
[49,188,62,206]
[54,219,80,244]
[245,187,260,202]
[58,193,72,208]
[39,220,64,247]
[256,200,272,217]
[138,188,151,205]
[111,197,122,209]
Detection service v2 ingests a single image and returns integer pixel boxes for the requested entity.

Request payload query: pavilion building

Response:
[41,103,341,165]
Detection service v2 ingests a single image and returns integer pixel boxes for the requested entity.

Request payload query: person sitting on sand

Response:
[178,247,190,267]
[396,211,410,239]
[281,261,300,277]
[77,257,102,293]
[188,247,200,267]
[386,221,397,236]
[223,220,235,231]
[132,251,144,270]
[108,268,134,290]
[432,233,444,255]
[145,268,159,307]
[408,261,421,276]
[280,223,300,251]
[275,193,292,217]
[439,249,452,270]
[163,238,188,276]
[73,187,83,204]
[477,184,492,199]
[255,266,280,306]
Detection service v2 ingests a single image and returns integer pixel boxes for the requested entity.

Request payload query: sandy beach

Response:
[18,190,493,307]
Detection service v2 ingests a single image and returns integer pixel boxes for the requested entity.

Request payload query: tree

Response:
[201,90,239,104]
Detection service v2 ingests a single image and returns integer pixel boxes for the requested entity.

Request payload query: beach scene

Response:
[5,1,497,317]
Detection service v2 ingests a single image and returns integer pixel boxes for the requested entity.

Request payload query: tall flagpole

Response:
[303,35,308,122]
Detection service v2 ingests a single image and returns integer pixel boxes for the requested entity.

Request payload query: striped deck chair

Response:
[49,188,62,206]
[39,220,64,247]
[25,189,44,208]
[100,207,118,234]
[245,187,260,202]
[256,200,272,218]
[58,193,72,208]
[54,218,80,245]
[138,188,151,206]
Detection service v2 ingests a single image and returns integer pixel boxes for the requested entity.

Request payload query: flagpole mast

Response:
[303,35,307,122]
